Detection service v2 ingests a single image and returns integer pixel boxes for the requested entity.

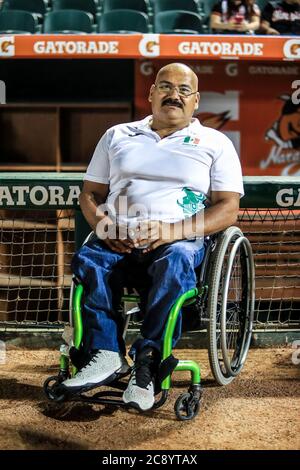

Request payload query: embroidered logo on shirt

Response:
[177,187,206,217]
[182,136,200,146]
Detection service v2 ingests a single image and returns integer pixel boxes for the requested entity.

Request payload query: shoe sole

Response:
[60,368,125,395]
[122,398,154,412]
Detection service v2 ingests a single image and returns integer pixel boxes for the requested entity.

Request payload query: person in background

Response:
[210,0,261,33]
[260,0,300,35]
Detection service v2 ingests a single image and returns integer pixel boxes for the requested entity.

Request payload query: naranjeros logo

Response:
[0,36,15,57]
[262,94,300,175]
[177,187,206,216]
[0,185,80,207]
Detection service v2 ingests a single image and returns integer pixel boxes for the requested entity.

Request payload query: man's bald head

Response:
[155,63,198,91]
[149,62,200,131]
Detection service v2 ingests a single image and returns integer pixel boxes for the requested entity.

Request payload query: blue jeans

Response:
[71,238,205,358]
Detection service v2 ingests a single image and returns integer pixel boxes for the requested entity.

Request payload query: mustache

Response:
[162,98,183,108]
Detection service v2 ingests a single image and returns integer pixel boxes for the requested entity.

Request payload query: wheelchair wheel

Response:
[174,392,201,421]
[207,226,255,385]
[44,376,68,402]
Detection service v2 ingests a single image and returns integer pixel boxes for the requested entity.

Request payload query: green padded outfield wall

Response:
[0,173,299,209]
[0,173,299,250]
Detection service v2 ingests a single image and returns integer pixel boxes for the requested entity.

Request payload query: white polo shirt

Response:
[84,115,244,223]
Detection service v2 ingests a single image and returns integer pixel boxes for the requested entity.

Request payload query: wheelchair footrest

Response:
[77,390,128,407]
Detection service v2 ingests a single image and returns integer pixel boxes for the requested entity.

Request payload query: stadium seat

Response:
[0,9,38,33]
[102,0,149,14]
[98,9,149,33]
[52,0,100,17]
[2,0,47,21]
[154,0,199,14]
[154,10,203,34]
[43,10,94,33]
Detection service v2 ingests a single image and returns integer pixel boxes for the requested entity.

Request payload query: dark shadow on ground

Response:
[39,400,118,422]
[18,427,88,450]
[0,379,42,401]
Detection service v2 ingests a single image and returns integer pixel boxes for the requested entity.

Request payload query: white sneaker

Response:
[62,350,129,392]
[123,348,158,411]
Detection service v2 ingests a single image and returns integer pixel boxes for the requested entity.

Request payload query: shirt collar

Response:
[130,115,202,138]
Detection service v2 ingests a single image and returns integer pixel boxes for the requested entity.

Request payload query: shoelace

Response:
[77,350,101,374]
[132,357,154,389]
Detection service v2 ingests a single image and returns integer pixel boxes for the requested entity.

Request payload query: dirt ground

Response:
[0,346,299,450]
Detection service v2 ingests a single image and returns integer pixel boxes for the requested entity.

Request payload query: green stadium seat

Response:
[2,0,47,21]
[98,9,149,33]
[154,0,199,14]
[52,0,100,17]
[0,9,38,33]
[154,10,203,34]
[43,9,94,33]
[102,0,149,14]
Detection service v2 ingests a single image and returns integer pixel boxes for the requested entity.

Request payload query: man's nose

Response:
[169,86,181,98]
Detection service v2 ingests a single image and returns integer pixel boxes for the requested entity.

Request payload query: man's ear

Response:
[148,84,155,103]
[194,92,200,110]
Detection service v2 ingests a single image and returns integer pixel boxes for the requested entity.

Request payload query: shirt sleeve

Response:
[84,130,111,184]
[211,134,244,197]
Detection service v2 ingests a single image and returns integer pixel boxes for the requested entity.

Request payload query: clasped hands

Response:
[99,219,179,254]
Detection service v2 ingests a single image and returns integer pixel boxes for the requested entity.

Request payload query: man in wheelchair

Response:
[61,63,244,412]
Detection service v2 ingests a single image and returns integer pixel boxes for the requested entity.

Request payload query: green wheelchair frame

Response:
[44,226,255,421]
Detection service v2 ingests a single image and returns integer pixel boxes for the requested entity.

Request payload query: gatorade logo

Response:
[0,36,15,57]
[283,39,300,60]
[276,188,300,207]
[139,34,160,57]
[0,185,81,207]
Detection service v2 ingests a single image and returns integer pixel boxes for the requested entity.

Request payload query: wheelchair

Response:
[44,225,255,421]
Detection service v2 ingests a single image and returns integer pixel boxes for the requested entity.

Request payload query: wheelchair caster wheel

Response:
[43,376,68,402]
[174,392,201,421]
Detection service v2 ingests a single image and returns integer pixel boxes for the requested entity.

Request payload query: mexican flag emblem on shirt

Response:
[183,136,200,146]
